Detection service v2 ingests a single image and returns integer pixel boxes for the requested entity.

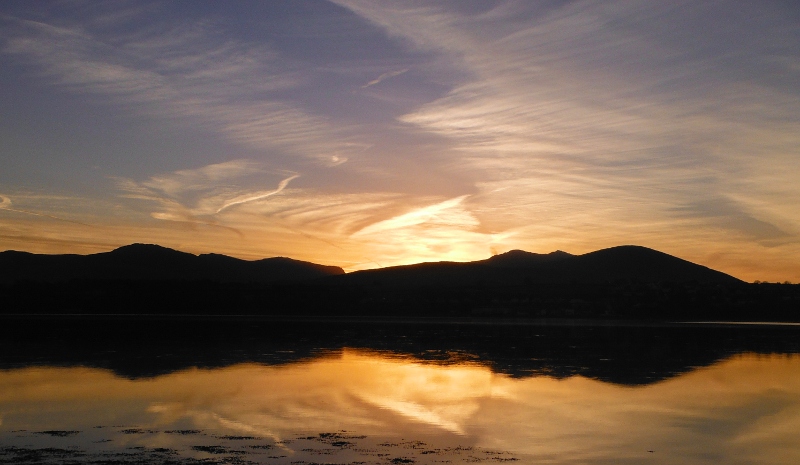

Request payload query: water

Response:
[1,317,799,464]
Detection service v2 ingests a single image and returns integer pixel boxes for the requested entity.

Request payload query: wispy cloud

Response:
[334,0,800,274]
[349,195,511,265]
[353,195,470,237]
[0,194,93,227]
[140,160,264,199]
[115,160,301,237]
[215,174,299,214]
[361,68,408,88]
[1,12,359,164]
[671,197,792,246]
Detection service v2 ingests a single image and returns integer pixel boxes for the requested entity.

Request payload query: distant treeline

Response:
[3,279,799,321]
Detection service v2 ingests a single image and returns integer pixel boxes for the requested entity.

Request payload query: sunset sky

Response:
[1,1,799,281]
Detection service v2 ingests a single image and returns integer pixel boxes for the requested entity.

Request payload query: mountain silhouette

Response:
[336,245,742,287]
[0,243,344,283]
[7,244,794,321]
[482,249,575,267]
[0,244,740,285]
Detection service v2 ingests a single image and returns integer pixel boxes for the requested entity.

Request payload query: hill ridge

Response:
[337,244,741,285]
[0,244,344,283]
[0,243,741,284]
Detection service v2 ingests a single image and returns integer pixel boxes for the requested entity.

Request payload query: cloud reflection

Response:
[1,352,800,464]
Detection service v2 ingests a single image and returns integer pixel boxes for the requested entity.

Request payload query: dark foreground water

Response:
[1,317,799,464]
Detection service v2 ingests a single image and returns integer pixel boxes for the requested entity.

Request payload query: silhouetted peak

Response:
[549,250,572,258]
[259,256,293,263]
[257,256,346,275]
[114,243,161,251]
[595,244,653,252]
[500,249,530,257]
[0,244,344,283]
[572,245,741,283]
[0,250,33,257]
[485,249,574,267]
[110,243,192,256]
[580,245,678,261]
[198,253,245,264]
[340,243,742,286]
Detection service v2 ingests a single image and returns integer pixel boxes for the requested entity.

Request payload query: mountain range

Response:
[337,246,742,286]
[0,243,740,285]
[0,243,345,284]
[3,244,799,320]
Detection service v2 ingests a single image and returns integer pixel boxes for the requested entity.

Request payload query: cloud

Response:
[348,195,512,265]
[0,194,93,227]
[361,68,408,88]
[1,13,358,164]
[334,1,799,166]
[352,195,471,237]
[149,211,245,238]
[215,174,299,213]
[141,160,263,198]
[671,197,794,246]
[115,161,301,236]
[332,0,800,268]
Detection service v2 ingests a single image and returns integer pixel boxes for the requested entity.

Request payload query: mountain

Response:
[0,243,344,283]
[3,244,797,320]
[482,249,575,267]
[336,245,742,287]
[0,244,740,285]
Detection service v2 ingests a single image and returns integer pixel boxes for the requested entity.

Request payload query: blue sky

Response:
[1,0,799,281]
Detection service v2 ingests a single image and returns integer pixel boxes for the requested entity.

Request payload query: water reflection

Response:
[4,317,800,384]
[2,351,799,464]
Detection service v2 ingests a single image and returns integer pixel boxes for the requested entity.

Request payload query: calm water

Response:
[1,317,799,464]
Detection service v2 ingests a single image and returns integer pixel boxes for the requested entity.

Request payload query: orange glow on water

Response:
[1,351,799,463]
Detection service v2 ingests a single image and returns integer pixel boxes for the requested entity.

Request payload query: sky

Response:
[1,0,799,281]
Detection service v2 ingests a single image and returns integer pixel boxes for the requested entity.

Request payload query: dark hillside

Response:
[0,244,344,283]
[3,243,796,321]
[336,245,741,287]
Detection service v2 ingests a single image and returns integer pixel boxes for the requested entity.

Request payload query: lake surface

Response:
[2,317,799,464]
